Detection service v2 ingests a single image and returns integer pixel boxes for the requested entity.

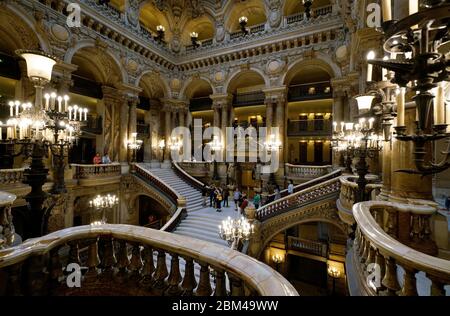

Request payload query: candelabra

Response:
[190,32,200,48]
[219,216,254,250]
[0,50,87,237]
[127,132,143,163]
[303,0,314,19]
[264,134,282,185]
[333,118,383,202]
[239,16,249,35]
[155,25,165,42]
[327,265,342,296]
[89,193,119,225]
[369,0,450,176]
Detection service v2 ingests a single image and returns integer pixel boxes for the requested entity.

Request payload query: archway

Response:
[68,46,125,164]
[137,195,171,229]
[137,71,168,163]
[283,60,335,166]
[224,0,267,33]
[262,220,347,296]
[225,69,267,190]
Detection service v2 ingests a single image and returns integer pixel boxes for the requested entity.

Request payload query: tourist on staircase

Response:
[240,194,248,216]
[288,180,294,195]
[202,184,208,207]
[223,185,229,208]
[233,187,241,211]
[209,184,215,207]
[253,192,261,210]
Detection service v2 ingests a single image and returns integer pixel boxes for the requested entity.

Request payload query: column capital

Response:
[162,98,188,112]
[102,86,124,104]
[210,93,232,109]
[263,86,287,104]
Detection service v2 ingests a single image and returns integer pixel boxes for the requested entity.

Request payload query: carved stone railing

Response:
[352,201,450,296]
[285,164,333,181]
[177,161,211,180]
[0,224,298,296]
[0,191,18,249]
[288,236,328,258]
[134,164,181,204]
[257,176,341,221]
[0,168,25,186]
[337,175,382,225]
[71,163,121,187]
[270,169,341,200]
[173,162,205,191]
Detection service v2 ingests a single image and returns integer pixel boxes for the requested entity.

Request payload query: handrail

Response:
[0,224,299,296]
[0,168,26,185]
[353,201,450,295]
[172,161,204,190]
[285,164,333,180]
[258,175,341,221]
[71,163,121,179]
[134,164,182,203]
[268,168,341,200]
[160,207,187,232]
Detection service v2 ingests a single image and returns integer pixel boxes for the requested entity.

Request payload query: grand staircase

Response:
[137,164,228,246]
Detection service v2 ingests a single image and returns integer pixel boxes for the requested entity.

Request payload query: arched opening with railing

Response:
[283,60,334,166]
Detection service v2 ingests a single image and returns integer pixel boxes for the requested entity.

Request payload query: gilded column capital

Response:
[263,86,287,105]
[210,93,232,110]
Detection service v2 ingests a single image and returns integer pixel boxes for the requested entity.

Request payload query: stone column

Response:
[213,106,221,128]
[164,104,172,164]
[102,86,123,162]
[119,100,129,163]
[128,97,138,135]
[264,87,287,183]
[144,110,152,163]
[179,109,186,128]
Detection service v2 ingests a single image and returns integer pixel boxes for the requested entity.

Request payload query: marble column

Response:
[119,100,129,163]
[102,86,123,162]
[213,106,221,128]
[128,98,138,135]
[144,110,152,163]
[164,106,172,162]
[179,109,186,128]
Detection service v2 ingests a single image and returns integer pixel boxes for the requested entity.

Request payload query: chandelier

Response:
[89,193,119,225]
[368,0,450,176]
[127,132,143,162]
[219,216,254,248]
[264,134,282,153]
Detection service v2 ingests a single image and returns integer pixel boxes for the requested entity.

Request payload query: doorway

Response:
[314,142,323,164]
[299,142,307,164]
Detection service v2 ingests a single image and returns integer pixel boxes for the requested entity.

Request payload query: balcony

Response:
[230,23,266,40]
[186,38,214,52]
[285,5,333,25]
[288,236,328,258]
[72,163,122,186]
[288,81,332,102]
[287,119,332,136]
[189,97,213,112]
[233,91,265,107]
[285,163,333,181]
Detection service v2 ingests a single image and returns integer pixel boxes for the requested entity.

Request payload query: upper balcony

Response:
[288,81,332,102]
[287,119,332,137]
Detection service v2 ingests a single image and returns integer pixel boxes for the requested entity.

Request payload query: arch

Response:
[66,40,127,86]
[256,199,348,258]
[136,70,170,99]
[0,4,50,53]
[282,54,341,86]
[224,0,267,32]
[139,2,171,41]
[181,15,215,45]
[135,194,171,227]
[180,77,215,100]
[225,68,269,94]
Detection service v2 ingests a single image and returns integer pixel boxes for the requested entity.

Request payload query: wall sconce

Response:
[190,32,200,48]
[239,16,249,35]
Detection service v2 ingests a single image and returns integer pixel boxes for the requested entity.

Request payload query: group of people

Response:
[93,152,112,165]
[201,184,266,215]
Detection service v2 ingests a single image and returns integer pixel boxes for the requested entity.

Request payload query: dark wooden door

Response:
[299,142,307,164]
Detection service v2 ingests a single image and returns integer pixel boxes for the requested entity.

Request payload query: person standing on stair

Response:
[233,188,241,211]
[253,192,261,209]
[209,184,215,207]
[240,194,248,216]
[215,187,223,212]
[202,184,208,207]
[223,186,229,208]
[288,180,294,195]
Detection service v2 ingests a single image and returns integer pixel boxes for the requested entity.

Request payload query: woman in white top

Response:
[288,180,294,195]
